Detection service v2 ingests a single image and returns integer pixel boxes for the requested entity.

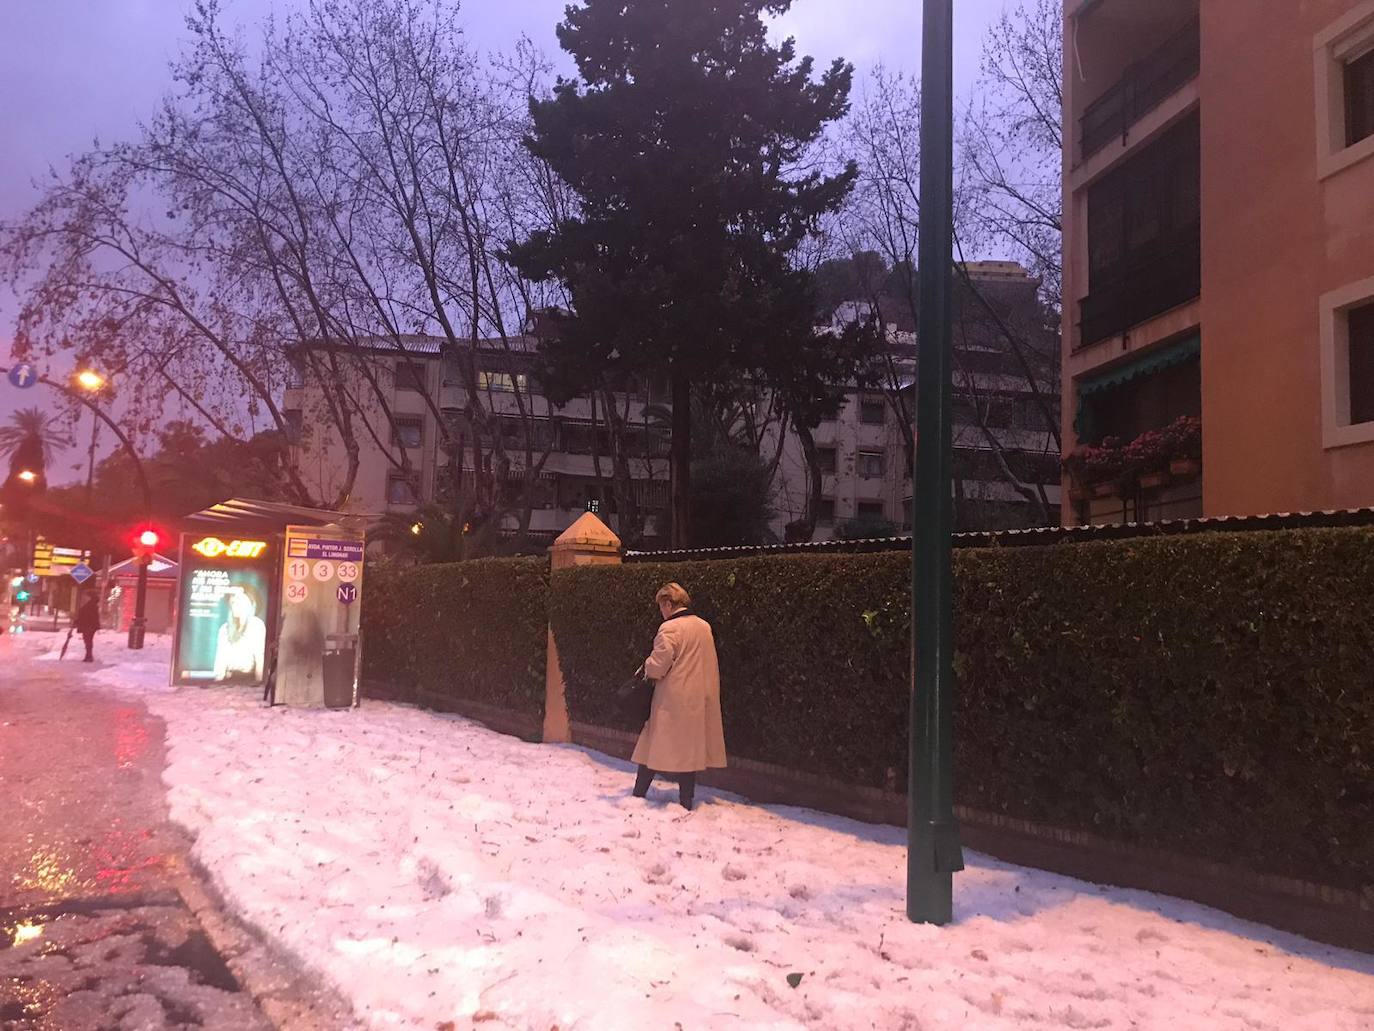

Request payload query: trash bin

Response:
[322,633,357,709]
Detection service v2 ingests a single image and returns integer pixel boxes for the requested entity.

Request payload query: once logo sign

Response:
[192,537,267,560]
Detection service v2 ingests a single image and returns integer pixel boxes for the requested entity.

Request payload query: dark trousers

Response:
[633,765,696,809]
[80,631,95,662]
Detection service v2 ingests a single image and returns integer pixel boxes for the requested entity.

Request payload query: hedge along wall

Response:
[548,528,1374,893]
[361,557,548,717]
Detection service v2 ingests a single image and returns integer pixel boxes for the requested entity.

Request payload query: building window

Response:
[860,398,886,425]
[816,498,836,525]
[1349,300,1374,425]
[817,447,837,475]
[857,450,885,479]
[1320,278,1374,448]
[1081,111,1200,346]
[396,361,427,392]
[1348,45,1374,147]
[478,370,528,393]
[442,358,463,386]
[393,416,423,449]
[387,473,419,507]
[857,501,885,521]
[283,409,303,443]
[1316,6,1374,177]
[286,357,306,390]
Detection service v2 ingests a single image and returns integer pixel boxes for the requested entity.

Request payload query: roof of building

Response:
[623,507,1374,563]
[300,333,538,357]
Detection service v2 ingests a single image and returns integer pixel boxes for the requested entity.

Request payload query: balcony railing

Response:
[1078,223,1200,347]
[1080,21,1200,159]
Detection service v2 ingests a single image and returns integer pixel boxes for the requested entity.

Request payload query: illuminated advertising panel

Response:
[172,535,276,687]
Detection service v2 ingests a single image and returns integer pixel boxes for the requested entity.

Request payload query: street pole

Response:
[908,0,964,925]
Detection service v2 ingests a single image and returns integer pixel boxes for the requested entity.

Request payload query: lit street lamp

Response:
[74,368,106,393]
[16,470,37,484]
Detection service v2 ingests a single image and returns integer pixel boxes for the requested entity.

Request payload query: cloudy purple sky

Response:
[0,0,1011,462]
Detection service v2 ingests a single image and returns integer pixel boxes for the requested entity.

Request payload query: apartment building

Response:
[1062,0,1374,524]
[770,261,1062,538]
[281,335,670,546]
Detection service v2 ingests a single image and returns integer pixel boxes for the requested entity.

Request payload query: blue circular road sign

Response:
[7,364,38,389]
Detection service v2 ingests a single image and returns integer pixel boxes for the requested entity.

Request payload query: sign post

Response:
[276,526,365,708]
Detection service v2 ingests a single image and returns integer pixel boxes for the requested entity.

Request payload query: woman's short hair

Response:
[655,582,691,610]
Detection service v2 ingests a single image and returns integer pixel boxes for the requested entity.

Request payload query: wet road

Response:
[0,640,272,1029]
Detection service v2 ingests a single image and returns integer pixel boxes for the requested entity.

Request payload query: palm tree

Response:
[0,407,68,493]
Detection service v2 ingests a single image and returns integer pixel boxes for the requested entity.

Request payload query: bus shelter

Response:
[172,499,367,708]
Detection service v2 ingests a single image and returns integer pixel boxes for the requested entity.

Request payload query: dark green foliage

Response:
[551,529,1374,890]
[690,447,778,547]
[549,553,911,787]
[361,557,548,716]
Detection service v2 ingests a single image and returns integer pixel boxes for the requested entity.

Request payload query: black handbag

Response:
[615,666,654,726]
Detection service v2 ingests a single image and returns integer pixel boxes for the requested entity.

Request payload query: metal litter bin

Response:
[322,633,358,709]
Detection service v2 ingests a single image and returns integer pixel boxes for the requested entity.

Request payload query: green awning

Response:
[1073,332,1200,439]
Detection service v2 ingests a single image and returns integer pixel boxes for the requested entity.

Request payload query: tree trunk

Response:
[794,420,823,542]
[670,367,691,549]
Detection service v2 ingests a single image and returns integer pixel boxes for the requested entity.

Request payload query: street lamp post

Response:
[908,0,965,925]
[2,364,154,648]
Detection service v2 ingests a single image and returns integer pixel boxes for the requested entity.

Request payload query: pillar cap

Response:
[552,511,621,551]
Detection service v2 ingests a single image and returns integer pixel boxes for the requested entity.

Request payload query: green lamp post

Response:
[908,0,965,925]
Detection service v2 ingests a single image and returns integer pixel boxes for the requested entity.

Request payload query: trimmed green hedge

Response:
[549,529,1374,891]
[361,557,548,716]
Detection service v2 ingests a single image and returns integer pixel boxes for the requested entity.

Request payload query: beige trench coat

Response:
[632,613,727,773]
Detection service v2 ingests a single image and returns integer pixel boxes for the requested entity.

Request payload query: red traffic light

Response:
[131,526,163,563]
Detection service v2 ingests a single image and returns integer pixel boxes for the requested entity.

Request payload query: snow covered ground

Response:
[30,632,1374,1030]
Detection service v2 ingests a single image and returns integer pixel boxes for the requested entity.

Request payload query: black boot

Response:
[679,773,696,811]
[633,765,654,798]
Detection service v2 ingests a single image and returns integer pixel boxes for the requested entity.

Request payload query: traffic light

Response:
[131,526,162,564]
[14,587,30,604]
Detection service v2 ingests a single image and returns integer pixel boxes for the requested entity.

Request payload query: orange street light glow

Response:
[17,470,37,483]
[75,369,106,392]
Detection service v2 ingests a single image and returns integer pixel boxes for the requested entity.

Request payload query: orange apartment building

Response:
[1061,0,1374,524]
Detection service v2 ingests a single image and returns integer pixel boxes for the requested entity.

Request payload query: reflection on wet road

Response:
[1,640,270,1029]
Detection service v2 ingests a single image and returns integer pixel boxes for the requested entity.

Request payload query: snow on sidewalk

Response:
[58,636,1374,1030]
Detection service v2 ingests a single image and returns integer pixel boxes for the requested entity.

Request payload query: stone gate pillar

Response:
[543,512,622,743]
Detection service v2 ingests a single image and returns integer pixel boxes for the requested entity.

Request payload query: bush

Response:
[549,553,910,790]
[550,528,1374,890]
[362,557,548,716]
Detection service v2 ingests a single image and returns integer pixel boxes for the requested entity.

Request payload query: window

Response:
[478,370,528,393]
[387,473,419,507]
[1348,45,1374,147]
[442,358,463,386]
[817,447,837,475]
[393,416,423,449]
[396,361,427,392]
[1320,277,1374,448]
[816,498,835,525]
[860,398,886,425]
[1316,6,1374,177]
[857,450,885,479]
[1350,301,1374,425]
[283,409,303,443]
[286,358,306,390]
[858,501,886,520]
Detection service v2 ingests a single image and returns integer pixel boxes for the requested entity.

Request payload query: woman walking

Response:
[632,582,726,810]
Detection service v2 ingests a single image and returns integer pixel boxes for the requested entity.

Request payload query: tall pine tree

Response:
[507,0,858,547]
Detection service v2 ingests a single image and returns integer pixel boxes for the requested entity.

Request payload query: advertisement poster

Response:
[275,525,364,708]
[173,536,276,687]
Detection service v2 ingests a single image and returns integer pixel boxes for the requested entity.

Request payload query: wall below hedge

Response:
[362,557,547,717]
[549,528,1374,894]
